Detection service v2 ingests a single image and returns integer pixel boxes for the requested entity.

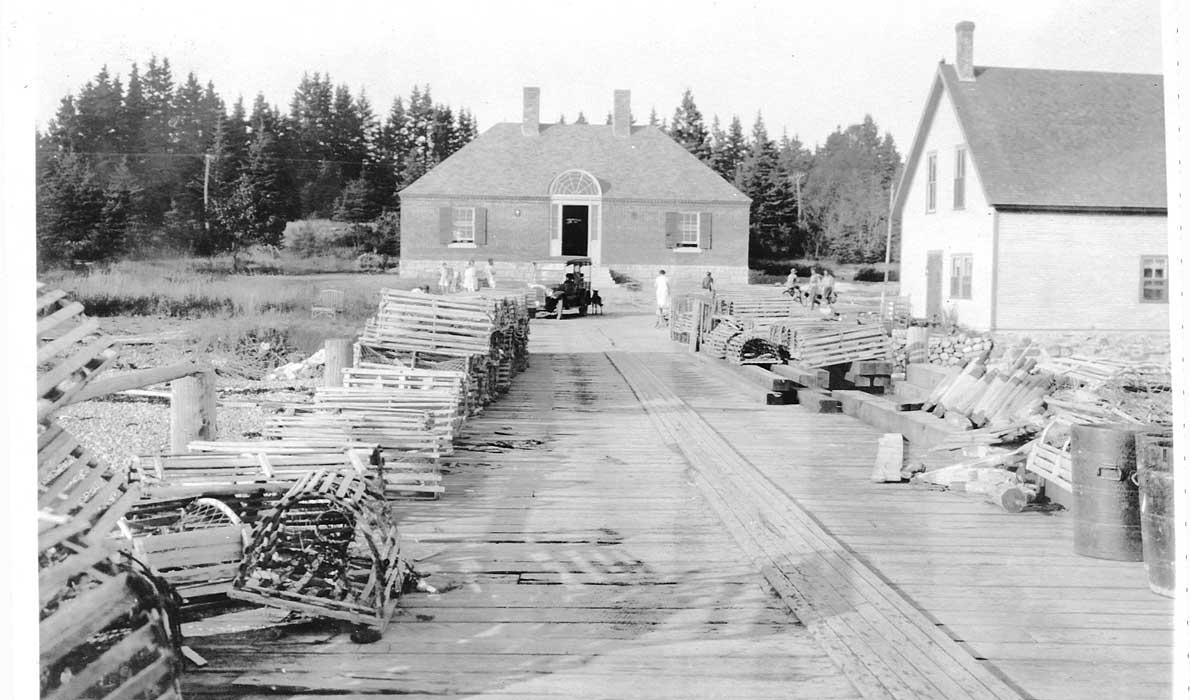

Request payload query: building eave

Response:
[991,204,1167,215]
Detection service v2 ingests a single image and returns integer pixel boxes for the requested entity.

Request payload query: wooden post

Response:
[688,299,704,352]
[171,371,216,453]
[325,338,354,387]
[906,326,930,365]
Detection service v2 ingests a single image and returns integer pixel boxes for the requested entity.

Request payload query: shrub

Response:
[853,267,899,282]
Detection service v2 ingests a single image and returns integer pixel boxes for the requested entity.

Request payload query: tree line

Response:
[36,57,478,265]
[661,89,902,264]
[37,61,900,267]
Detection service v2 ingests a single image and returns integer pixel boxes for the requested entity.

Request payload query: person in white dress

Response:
[654,269,671,327]
[462,260,479,293]
[437,262,450,293]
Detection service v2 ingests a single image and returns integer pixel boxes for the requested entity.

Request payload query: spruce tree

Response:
[669,89,711,162]
[803,115,901,263]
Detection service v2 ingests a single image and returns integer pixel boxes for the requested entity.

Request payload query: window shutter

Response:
[439,207,453,245]
[475,207,488,245]
[664,212,679,249]
[550,204,561,240]
[699,212,712,249]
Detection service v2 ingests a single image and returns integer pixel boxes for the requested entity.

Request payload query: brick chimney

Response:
[522,86,540,136]
[955,21,975,82]
[613,89,631,138]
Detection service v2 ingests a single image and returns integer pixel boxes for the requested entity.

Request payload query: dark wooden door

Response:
[561,205,588,256]
[926,250,943,318]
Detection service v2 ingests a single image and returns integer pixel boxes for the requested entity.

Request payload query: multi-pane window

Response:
[950,254,973,299]
[679,212,700,247]
[452,207,475,243]
[926,152,937,213]
[953,147,966,209]
[1140,255,1168,303]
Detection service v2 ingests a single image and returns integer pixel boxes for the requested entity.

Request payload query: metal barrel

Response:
[1137,431,1175,597]
[1070,423,1145,561]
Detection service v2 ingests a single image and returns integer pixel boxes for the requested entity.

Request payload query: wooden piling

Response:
[906,326,930,365]
[171,371,217,453]
[324,338,354,387]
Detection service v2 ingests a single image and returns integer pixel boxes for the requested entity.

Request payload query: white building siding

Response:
[994,212,1169,331]
[899,84,996,329]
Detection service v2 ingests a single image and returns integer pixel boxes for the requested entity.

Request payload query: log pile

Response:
[921,344,1050,429]
[37,286,184,700]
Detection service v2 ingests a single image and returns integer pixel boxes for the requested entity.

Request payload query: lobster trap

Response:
[119,497,251,607]
[229,470,405,634]
[40,537,183,700]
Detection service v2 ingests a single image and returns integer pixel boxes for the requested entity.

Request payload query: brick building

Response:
[398,88,751,285]
[894,22,1168,332]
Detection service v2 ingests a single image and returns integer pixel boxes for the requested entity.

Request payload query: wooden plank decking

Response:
[179,313,1173,699]
[626,346,1175,700]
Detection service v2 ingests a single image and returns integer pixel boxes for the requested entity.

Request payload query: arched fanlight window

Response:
[549,169,601,197]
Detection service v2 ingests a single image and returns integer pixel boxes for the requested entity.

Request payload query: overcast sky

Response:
[29,0,1163,153]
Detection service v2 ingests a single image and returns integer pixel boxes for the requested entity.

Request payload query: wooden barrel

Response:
[1137,432,1175,597]
[1070,423,1144,561]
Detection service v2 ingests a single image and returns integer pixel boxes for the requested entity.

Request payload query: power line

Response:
[34,149,371,166]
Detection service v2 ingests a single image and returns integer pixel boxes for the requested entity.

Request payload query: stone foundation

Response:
[398,259,748,290]
[993,330,1171,363]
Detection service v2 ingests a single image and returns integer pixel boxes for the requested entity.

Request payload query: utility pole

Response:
[202,153,212,230]
[791,170,806,256]
[879,183,896,319]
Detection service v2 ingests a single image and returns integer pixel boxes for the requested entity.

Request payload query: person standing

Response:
[462,260,479,292]
[437,262,450,293]
[701,271,715,293]
[654,269,671,327]
[485,259,497,289]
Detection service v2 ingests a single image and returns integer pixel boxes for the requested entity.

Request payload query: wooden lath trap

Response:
[229,470,405,634]
[37,285,184,700]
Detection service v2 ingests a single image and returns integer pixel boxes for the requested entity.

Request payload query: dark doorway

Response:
[926,250,943,318]
[561,205,589,256]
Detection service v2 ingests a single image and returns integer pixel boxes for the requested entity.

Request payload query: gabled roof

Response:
[400,123,749,204]
[895,63,1165,216]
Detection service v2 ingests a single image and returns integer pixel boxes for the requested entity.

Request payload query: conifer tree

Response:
[648,107,660,129]
[669,88,711,162]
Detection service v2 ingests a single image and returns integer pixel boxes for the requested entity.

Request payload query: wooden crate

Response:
[230,470,405,634]
[1025,418,1073,492]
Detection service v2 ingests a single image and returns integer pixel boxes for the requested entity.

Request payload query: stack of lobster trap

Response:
[34,283,537,695]
[37,286,184,700]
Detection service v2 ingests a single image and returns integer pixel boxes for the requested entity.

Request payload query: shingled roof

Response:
[897,63,1166,213]
[400,123,749,204]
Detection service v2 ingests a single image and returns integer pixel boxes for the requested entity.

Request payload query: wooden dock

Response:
[180,313,1173,699]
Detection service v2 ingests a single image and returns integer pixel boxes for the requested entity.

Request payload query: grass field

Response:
[40,256,439,362]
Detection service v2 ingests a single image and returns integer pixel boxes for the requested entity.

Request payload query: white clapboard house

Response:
[893,22,1168,332]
